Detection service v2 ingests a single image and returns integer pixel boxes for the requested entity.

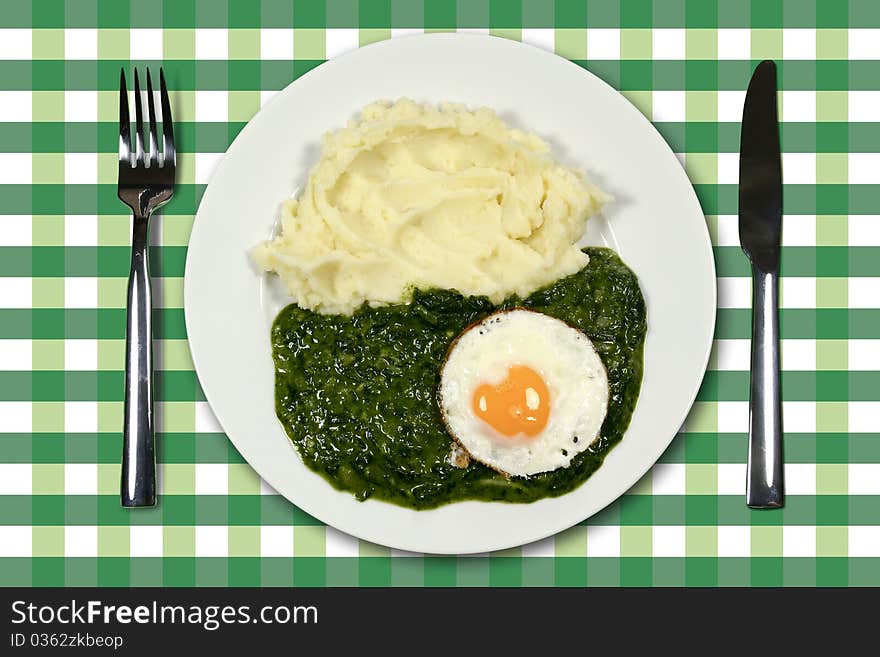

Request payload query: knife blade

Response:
[739,60,784,509]
[740,60,782,271]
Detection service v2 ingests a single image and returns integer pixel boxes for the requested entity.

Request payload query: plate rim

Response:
[184,32,717,554]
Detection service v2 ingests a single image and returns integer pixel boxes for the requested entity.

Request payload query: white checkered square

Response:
[65,90,98,122]
[715,339,749,371]
[717,152,738,184]
[521,536,555,557]
[0,154,32,184]
[781,90,816,122]
[0,402,31,432]
[64,401,98,433]
[65,277,98,309]
[848,91,880,121]
[324,526,359,557]
[261,526,294,557]
[195,90,228,122]
[129,29,163,60]
[195,28,228,60]
[194,401,223,432]
[652,90,685,122]
[64,215,98,247]
[64,463,98,495]
[850,402,880,432]
[781,277,816,308]
[849,279,880,309]
[0,464,32,494]
[717,526,750,557]
[849,527,880,557]
[652,29,685,60]
[0,92,31,121]
[717,29,750,60]
[194,152,223,184]
[849,29,880,59]
[782,152,816,184]
[65,153,98,185]
[586,29,620,60]
[652,526,685,557]
[521,29,554,52]
[717,463,745,495]
[195,463,228,495]
[259,479,278,496]
[195,526,228,557]
[130,526,163,558]
[783,526,816,557]
[783,401,817,432]
[0,279,31,308]
[717,90,746,122]
[0,527,31,557]
[261,29,293,60]
[65,28,98,60]
[586,524,619,557]
[717,401,749,432]
[717,277,750,308]
[652,463,685,495]
[850,464,880,493]
[0,339,32,370]
[260,89,279,107]
[785,463,817,494]
[65,526,98,557]
[850,216,880,246]
[849,340,880,371]
[782,28,816,60]
[783,214,816,246]
[848,153,880,184]
[782,339,817,371]
[0,29,32,60]
[325,29,359,59]
[714,214,739,246]
[0,215,32,246]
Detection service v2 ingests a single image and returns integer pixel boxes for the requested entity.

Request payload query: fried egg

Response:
[439,309,609,477]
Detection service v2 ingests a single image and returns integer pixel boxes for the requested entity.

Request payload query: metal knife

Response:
[739,60,784,508]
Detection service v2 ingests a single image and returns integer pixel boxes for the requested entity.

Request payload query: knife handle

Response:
[746,267,784,508]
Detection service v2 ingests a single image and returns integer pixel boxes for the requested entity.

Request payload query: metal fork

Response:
[118,68,176,507]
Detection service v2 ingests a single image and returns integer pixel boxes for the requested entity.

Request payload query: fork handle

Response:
[746,267,784,508]
[122,213,156,507]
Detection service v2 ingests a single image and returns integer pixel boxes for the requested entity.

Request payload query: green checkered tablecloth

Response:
[1,0,879,587]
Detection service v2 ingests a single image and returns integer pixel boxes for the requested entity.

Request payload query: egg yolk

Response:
[472,365,550,438]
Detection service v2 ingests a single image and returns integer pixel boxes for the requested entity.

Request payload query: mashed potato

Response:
[251,99,608,315]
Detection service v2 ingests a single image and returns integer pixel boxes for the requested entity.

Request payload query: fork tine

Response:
[145,69,158,167]
[133,69,145,165]
[159,68,175,167]
[118,69,131,165]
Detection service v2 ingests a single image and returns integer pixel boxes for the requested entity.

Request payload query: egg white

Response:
[439,309,609,477]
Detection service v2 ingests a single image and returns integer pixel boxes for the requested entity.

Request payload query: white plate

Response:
[184,34,716,555]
